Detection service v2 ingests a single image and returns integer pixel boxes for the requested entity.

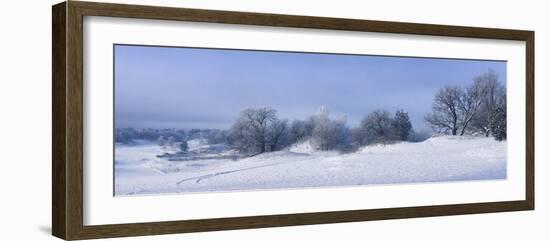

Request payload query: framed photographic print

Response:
[52,1,534,240]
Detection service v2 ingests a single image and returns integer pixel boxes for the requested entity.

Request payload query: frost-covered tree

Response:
[115,127,138,144]
[166,136,176,147]
[228,107,289,154]
[266,119,289,152]
[361,109,392,143]
[426,70,506,137]
[407,129,431,142]
[470,104,491,136]
[288,120,314,144]
[424,70,506,136]
[206,129,228,144]
[391,109,413,141]
[311,106,331,150]
[227,118,254,153]
[310,106,349,151]
[491,92,507,141]
[469,70,506,136]
[157,136,166,146]
[392,110,409,140]
[425,86,463,135]
[457,78,487,135]
[179,140,189,152]
[351,127,370,146]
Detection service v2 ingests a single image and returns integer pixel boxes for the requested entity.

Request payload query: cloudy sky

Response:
[114,44,506,131]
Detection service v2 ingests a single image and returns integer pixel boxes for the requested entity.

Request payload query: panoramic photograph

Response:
[114,44,507,196]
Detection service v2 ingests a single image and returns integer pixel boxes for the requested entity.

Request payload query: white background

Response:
[0,0,547,240]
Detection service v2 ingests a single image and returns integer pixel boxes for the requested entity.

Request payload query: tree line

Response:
[424,69,506,140]
[225,106,415,155]
[116,69,506,155]
[115,127,222,145]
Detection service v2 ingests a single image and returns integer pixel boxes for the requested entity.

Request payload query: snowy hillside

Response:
[114,136,506,196]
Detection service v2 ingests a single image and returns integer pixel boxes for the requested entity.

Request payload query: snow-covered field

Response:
[114,136,506,196]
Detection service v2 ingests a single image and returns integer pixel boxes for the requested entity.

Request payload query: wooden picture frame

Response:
[52,1,534,240]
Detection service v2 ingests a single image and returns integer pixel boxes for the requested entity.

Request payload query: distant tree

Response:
[361,109,392,143]
[157,136,166,146]
[206,130,228,144]
[424,86,462,135]
[166,136,176,147]
[179,140,189,152]
[288,120,313,144]
[491,92,507,141]
[227,118,253,153]
[311,106,331,150]
[351,127,370,146]
[407,129,431,142]
[310,106,349,151]
[115,128,130,143]
[267,119,289,151]
[336,126,353,152]
[227,107,287,154]
[391,109,413,141]
[187,129,201,140]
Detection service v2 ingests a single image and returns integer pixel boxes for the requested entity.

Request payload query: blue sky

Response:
[114,44,506,131]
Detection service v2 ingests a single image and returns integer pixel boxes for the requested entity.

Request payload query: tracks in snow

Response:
[176,152,315,185]
[176,163,281,185]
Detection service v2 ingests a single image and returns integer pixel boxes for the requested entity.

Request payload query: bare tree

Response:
[426,70,507,137]
[456,83,484,135]
[424,86,462,135]
[470,70,505,136]
[470,104,491,136]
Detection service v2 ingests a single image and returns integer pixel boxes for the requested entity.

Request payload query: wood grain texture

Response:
[66,1,85,240]
[73,201,530,240]
[71,1,533,40]
[525,32,535,209]
[52,2,67,239]
[51,1,535,240]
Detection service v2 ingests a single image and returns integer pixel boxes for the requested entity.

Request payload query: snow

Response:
[289,139,319,154]
[114,136,506,196]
